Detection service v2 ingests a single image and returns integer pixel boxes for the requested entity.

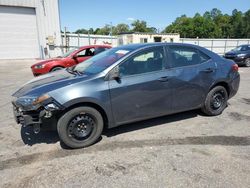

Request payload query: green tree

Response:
[72,8,250,38]
[74,28,88,34]
[95,24,111,35]
[113,23,130,35]
[146,27,157,33]
[131,20,148,32]
[243,10,250,38]
[230,9,244,38]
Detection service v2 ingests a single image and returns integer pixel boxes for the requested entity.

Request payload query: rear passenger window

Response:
[169,46,210,68]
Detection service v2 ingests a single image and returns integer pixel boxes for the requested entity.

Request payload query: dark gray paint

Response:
[12,43,240,128]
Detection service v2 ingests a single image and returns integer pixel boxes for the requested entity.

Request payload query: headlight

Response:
[16,96,37,106]
[237,53,246,57]
[32,94,50,105]
[16,94,51,109]
[34,64,45,69]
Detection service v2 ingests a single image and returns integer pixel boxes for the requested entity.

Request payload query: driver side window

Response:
[76,48,95,57]
[119,47,164,76]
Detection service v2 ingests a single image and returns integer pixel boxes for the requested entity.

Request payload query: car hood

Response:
[12,69,91,98]
[225,50,246,55]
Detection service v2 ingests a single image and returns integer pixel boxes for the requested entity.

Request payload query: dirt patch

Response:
[192,148,211,156]
[0,135,249,171]
[228,112,250,121]
[95,162,128,176]
[213,169,222,174]
[241,98,250,105]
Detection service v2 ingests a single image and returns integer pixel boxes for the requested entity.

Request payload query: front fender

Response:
[48,78,115,128]
[61,97,115,128]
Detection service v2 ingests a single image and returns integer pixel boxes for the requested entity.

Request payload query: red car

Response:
[31,45,111,76]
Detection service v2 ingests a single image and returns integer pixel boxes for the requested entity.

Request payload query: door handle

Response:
[157,76,169,82]
[201,68,215,73]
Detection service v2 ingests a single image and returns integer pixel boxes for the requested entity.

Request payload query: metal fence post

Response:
[224,40,227,54]
[211,39,214,51]
[64,27,67,53]
[88,30,91,45]
[78,34,80,47]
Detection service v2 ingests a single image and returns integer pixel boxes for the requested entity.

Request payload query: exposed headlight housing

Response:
[16,96,37,106]
[34,64,45,69]
[15,94,51,110]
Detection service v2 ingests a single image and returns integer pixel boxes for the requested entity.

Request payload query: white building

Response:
[0,0,61,59]
[118,32,180,45]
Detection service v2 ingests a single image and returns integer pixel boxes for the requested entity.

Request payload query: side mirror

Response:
[72,54,77,59]
[110,66,120,81]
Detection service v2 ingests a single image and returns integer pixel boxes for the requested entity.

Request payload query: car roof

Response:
[114,42,221,59]
[238,44,250,47]
[117,42,203,49]
[78,45,111,49]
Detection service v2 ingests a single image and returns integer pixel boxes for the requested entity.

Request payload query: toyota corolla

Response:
[12,43,240,148]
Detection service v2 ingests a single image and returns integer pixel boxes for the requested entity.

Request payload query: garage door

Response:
[0,6,40,59]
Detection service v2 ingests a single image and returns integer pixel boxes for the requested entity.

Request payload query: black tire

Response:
[57,107,103,149]
[245,58,250,67]
[51,66,64,72]
[201,86,228,116]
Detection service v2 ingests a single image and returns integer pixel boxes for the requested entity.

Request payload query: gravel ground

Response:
[0,60,249,188]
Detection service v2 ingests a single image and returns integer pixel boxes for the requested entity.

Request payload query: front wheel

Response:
[57,107,103,149]
[201,86,228,116]
[245,58,250,67]
[51,66,64,72]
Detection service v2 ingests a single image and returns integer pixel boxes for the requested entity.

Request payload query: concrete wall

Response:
[180,38,250,55]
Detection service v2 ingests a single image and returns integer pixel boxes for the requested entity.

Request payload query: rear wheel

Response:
[245,58,250,67]
[57,107,103,149]
[51,66,64,72]
[201,86,228,116]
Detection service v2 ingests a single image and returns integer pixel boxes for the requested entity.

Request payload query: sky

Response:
[59,0,250,32]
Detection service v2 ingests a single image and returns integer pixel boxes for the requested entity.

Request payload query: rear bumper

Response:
[228,73,240,99]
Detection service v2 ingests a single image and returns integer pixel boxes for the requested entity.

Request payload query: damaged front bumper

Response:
[12,99,63,133]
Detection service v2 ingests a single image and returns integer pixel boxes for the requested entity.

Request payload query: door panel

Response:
[167,66,205,111]
[167,45,215,111]
[76,56,90,63]
[198,59,217,94]
[109,71,173,125]
[108,46,172,125]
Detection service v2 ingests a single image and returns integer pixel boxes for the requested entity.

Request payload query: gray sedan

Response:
[12,43,240,148]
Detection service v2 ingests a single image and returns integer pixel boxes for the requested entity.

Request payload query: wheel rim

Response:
[210,90,226,110]
[52,67,62,72]
[67,114,95,141]
[246,59,250,67]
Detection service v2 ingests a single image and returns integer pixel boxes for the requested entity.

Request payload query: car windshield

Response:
[61,48,79,58]
[232,45,250,52]
[74,47,132,74]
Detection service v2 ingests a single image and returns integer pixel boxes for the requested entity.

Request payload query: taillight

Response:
[232,64,239,72]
